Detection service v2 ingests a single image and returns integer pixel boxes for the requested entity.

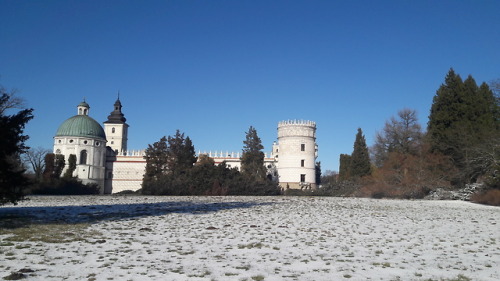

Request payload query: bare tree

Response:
[23,147,51,182]
[490,78,500,94]
[372,108,423,167]
[0,86,26,115]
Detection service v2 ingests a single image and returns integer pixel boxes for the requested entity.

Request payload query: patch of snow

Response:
[1,196,499,280]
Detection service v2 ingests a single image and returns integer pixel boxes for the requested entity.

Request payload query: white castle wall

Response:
[101,121,318,193]
[104,151,146,194]
[104,150,278,193]
[276,120,317,189]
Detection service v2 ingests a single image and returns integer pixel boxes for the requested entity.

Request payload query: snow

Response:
[1,196,499,280]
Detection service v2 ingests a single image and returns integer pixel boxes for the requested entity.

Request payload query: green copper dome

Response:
[56,115,106,139]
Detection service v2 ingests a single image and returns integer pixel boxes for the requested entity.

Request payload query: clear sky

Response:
[1,0,499,172]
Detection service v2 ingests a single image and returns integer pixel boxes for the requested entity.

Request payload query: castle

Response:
[54,99,318,193]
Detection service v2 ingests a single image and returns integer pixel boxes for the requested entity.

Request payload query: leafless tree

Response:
[23,147,51,182]
[0,85,26,115]
[490,78,500,94]
[372,108,423,167]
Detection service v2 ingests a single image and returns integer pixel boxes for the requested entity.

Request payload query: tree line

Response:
[322,69,499,203]
[141,127,280,196]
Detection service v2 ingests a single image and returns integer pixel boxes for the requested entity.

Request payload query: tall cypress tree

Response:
[338,154,351,181]
[350,128,371,179]
[241,126,266,179]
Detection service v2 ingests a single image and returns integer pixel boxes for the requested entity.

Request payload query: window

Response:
[301,159,305,167]
[56,149,61,154]
[112,127,115,133]
[300,174,306,182]
[111,141,114,144]
[80,150,87,164]
[301,144,305,151]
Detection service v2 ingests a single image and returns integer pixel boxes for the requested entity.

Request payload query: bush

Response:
[31,178,100,195]
[471,189,500,206]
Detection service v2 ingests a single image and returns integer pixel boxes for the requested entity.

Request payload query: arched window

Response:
[80,150,87,165]
[112,127,115,133]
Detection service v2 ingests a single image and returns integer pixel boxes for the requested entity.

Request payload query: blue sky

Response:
[1,0,499,172]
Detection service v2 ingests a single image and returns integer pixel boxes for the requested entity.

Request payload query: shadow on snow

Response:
[0,197,275,228]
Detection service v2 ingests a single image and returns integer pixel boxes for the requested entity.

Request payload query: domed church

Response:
[54,100,108,191]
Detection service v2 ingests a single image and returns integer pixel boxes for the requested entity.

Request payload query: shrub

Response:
[471,189,500,206]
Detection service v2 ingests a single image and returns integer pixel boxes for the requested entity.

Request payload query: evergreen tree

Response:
[241,126,266,179]
[54,154,65,179]
[166,130,197,174]
[42,153,55,182]
[350,128,371,178]
[143,136,168,183]
[0,91,33,205]
[428,69,500,184]
[315,161,322,185]
[338,154,351,181]
[63,154,77,178]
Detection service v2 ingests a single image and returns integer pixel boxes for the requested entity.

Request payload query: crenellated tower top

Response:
[277,120,316,139]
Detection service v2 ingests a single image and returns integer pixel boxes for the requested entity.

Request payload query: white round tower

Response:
[276,120,318,189]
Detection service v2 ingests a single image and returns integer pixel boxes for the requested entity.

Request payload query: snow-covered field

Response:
[1,196,499,281]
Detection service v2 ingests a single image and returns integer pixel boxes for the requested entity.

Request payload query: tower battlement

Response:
[278,120,316,128]
[278,120,316,139]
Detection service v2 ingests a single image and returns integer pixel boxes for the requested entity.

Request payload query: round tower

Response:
[276,120,318,189]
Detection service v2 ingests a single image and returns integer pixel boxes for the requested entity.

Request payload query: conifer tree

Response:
[428,69,499,184]
[0,90,33,205]
[143,136,168,182]
[350,128,371,179]
[63,154,77,178]
[166,130,197,174]
[241,126,266,179]
[315,161,322,185]
[338,154,351,181]
[54,154,65,179]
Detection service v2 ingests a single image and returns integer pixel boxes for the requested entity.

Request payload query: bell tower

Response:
[104,96,129,154]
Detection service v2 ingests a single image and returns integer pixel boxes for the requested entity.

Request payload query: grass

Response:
[0,223,99,243]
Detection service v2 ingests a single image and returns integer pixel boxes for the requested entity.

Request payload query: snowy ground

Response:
[0,196,499,281]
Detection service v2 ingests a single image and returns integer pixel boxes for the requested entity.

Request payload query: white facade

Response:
[104,150,145,194]
[104,123,128,154]
[275,120,318,189]
[54,102,107,192]
[56,100,319,193]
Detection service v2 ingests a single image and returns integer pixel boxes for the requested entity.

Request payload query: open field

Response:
[1,196,499,281]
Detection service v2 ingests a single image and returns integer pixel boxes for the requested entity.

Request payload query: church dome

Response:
[56,115,106,139]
